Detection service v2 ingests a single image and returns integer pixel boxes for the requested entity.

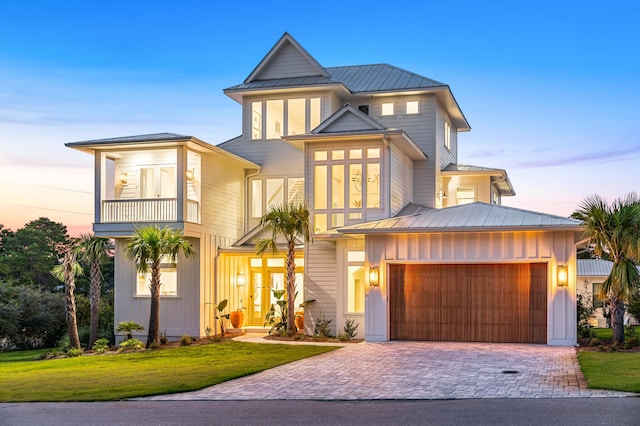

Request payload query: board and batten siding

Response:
[200,153,246,240]
[113,237,202,342]
[304,240,337,335]
[253,41,323,80]
[389,145,414,214]
[363,231,577,345]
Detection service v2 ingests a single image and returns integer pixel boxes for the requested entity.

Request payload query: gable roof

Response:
[337,202,582,234]
[244,32,329,83]
[313,104,386,133]
[442,163,516,196]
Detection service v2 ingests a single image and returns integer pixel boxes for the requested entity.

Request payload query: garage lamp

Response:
[557,265,568,287]
[369,265,380,286]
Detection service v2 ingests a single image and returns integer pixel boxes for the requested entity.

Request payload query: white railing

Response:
[102,198,201,224]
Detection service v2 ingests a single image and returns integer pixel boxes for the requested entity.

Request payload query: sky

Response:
[1,1,639,236]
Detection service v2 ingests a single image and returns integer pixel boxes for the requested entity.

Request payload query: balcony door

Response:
[139,166,176,198]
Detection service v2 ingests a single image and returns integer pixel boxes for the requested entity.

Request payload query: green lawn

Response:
[589,326,640,340]
[0,340,339,402]
[0,348,51,363]
[577,351,640,393]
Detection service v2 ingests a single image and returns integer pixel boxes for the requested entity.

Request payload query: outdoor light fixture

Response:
[186,169,194,182]
[119,172,128,185]
[369,265,380,286]
[236,273,246,287]
[557,265,568,287]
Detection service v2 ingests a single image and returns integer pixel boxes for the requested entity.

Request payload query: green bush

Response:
[160,330,168,345]
[589,338,601,347]
[179,335,193,346]
[92,338,110,354]
[313,315,333,338]
[118,338,144,353]
[66,348,83,357]
[149,342,161,350]
[627,298,640,324]
[343,319,359,339]
[622,337,639,349]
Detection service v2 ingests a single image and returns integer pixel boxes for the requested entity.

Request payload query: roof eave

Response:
[338,225,584,235]
[224,83,350,103]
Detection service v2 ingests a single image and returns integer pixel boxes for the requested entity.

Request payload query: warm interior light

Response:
[236,273,246,287]
[557,265,568,287]
[186,169,194,182]
[119,172,127,185]
[369,266,379,286]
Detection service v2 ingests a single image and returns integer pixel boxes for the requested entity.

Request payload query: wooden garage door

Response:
[389,263,547,343]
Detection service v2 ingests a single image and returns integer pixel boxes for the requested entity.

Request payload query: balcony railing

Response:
[101,198,200,224]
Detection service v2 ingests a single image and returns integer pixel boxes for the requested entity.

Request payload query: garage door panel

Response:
[390,263,547,343]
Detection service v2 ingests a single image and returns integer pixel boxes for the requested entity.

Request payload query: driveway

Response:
[145,341,632,400]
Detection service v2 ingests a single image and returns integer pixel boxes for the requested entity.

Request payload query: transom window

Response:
[456,188,475,205]
[250,177,304,218]
[312,147,381,232]
[251,97,321,140]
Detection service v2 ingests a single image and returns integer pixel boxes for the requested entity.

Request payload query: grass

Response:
[0,348,51,363]
[586,326,640,340]
[0,340,339,402]
[578,351,640,393]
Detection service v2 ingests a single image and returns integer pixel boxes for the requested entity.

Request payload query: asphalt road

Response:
[1,398,639,426]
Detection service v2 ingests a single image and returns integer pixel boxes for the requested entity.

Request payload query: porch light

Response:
[119,172,128,185]
[236,273,246,287]
[369,265,380,286]
[557,265,568,287]
[186,169,194,182]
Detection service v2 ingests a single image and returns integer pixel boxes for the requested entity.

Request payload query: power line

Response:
[3,203,92,216]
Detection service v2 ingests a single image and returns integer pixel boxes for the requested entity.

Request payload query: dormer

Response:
[440,163,515,207]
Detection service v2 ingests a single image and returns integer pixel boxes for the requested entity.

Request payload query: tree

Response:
[256,203,312,335]
[51,244,83,349]
[572,193,640,344]
[78,234,112,347]
[125,226,194,347]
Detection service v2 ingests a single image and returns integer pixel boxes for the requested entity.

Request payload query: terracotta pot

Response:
[229,310,244,328]
[295,311,304,332]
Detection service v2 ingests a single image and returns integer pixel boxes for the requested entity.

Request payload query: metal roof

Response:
[577,259,613,277]
[442,163,516,196]
[225,64,445,94]
[66,133,190,146]
[338,202,583,234]
[443,163,504,173]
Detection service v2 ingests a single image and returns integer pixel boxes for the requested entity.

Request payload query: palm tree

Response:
[125,226,194,347]
[256,203,312,334]
[572,193,640,344]
[78,234,112,347]
[51,244,83,349]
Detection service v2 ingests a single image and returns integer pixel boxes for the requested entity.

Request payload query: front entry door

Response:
[248,271,287,326]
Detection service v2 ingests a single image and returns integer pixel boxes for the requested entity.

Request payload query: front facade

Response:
[67,33,581,345]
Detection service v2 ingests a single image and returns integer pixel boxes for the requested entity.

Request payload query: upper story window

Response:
[456,188,475,205]
[251,97,322,140]
[250,177,304,218]
[406,101,419,114]
[312,147,381,232]
[444,120,451,150]
[381,102,394,116]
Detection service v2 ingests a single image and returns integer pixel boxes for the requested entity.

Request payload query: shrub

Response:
[118,338,144,353]
[343,319,359,339]
[36,350,60,360]
[624,325,637,339]
[337,332,349,342]
[313,315,333,339]
[149,342,161,350]
[622,337,639,349]
[57,334,71,351]
[92,338,110,354]
[160,330,168,345]
[627,298,640,324]
[180,335,193,346]
[66,348,83,357]
[589,338,601,347]
[115,321,144,340]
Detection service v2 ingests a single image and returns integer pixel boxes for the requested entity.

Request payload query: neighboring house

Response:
[67,32,582,345]
[577,258,639,327]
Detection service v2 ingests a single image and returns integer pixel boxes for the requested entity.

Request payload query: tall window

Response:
[312,146,381,232]
[347,251,365,313]
[251,97,321,139]
[444,120,451,150]
[136,256,178,296]
[251,177,305,219]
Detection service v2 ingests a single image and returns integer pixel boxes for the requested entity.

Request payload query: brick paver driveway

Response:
[146,341,632,400]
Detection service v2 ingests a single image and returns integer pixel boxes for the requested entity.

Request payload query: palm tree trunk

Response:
[88,261,101,347]
[611,297,626,344]
[147,266,161,347]
[64,261,81,349]
[286,241,297,335]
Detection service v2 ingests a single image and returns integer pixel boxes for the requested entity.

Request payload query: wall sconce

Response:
[557,265,568,287]
[186,169,194,182]
[236,273,246,287]
[369,265,380,286]
[119,172,128,185]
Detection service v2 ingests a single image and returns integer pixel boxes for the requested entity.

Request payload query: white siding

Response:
[255,41,323,80]
[111,149,177,200]
[305,240,337,335]
[364,231,577,345]
[389,145,414,214]
[436,103,457,169]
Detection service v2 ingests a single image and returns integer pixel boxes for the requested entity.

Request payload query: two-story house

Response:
[67,33,581,345]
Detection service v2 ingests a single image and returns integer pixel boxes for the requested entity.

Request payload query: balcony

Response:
[101,198,200,224]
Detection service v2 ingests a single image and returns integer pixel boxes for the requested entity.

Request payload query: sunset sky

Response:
[1,1,639,236]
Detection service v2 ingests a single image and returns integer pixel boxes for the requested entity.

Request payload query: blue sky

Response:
[1,1,639,234]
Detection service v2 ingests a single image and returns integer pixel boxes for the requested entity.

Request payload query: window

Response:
[251,102,262,139]
[381,102,394,116]
[312,146,382,232]
[139,166,176,198]
[266,100,283,139]
[406,101,419,114]
[252,97,322,139]
[444,121,451,150]
[136,256,178,296]
[347,251,365,313]
[287,98,305,135]
[251,180,262,218]
[251,177,304,218]
[456,188,475,205]
[592,283,604,308]
[310,97,321,130]
[358,105,369,115]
